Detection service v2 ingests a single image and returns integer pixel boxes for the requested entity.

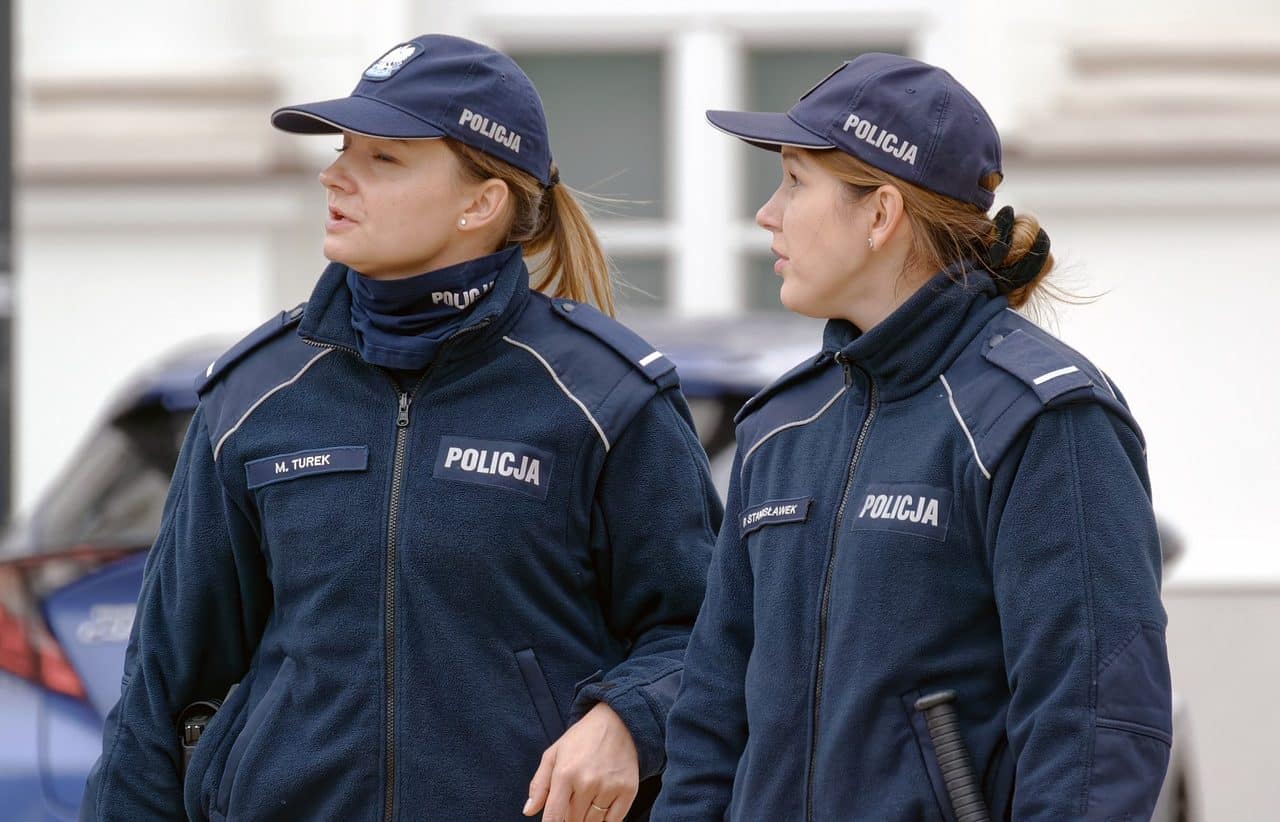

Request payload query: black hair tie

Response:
[983,206,1014,270]
[1003,227,1050,288]
[983,205,1050,289]
[546,166,560,189]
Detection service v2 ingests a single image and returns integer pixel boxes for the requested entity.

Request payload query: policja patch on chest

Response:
[433,436,554,500]
[850,483,953,541]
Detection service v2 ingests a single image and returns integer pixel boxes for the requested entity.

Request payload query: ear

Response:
[457,178,511,233]
[867,184,909,249]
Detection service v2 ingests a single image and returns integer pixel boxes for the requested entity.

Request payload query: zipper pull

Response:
[835,352,853,386]
[396,393,411,428]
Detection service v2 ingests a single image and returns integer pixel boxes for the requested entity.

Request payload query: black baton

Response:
[914,690,991,822]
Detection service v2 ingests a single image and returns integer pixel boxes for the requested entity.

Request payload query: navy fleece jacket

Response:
[654,268,1171,821]
[81,249,721,821]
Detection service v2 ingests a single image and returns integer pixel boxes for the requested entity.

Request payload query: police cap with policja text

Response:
[706,52,1002,211]
[271,34,555,187]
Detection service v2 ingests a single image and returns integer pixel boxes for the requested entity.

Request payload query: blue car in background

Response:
[0,316,1198,820]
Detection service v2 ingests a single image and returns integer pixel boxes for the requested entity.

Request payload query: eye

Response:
[373,153,398,163]
[333,146,346,154]
[788,171,801,188]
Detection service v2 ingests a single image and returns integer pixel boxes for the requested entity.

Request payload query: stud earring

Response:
[867,237,874,250]
[459,218,467,227]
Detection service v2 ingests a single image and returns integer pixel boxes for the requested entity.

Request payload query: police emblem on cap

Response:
[365,43,420,80]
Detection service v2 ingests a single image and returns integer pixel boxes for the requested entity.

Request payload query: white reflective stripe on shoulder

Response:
[502,335,610,451]
[1032,365,1079,386]
[741,385,847,469]
[638,350,663,367]
[939,374,991,481]
[212,348,334,462]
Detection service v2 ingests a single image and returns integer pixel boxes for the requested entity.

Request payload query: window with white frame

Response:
[511,50,669,309]
[507,35,907,315]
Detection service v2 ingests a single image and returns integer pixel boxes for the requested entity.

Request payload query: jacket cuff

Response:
[570,679,668,780]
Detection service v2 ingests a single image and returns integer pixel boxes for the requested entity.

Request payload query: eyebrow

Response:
[780,147,806,165]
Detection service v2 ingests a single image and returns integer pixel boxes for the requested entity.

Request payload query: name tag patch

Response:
[741,496,812,537]
[434,436,553,500]
[851,483,952,541]
[245,446,368,489]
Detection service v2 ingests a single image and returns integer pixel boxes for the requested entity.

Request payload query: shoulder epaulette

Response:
[941,310,1142,480]
[550,299,677,388]
[195,304,305,396]
[982,328,1094,404]
[503,295,678,452]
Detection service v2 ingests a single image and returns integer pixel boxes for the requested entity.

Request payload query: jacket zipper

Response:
[303,317,492,822]
[805,353,878,822]
[383,390,409,822]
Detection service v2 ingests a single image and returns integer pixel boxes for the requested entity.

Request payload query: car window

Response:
[31,406,192,554]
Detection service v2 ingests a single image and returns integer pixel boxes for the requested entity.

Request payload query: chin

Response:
[321,238,359,268]
[778,282,832,320]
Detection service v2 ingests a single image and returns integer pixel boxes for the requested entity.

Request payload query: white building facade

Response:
[16,1,1280,816]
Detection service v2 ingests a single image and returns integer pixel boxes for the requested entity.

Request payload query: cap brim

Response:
[271,95,447,140]
[705,110,834,152]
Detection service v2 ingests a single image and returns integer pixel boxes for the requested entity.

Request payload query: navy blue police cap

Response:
[272,34,554,187]
[707,52,1001,211]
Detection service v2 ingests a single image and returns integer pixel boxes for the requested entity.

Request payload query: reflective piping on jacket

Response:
[741,385,848,470]
[502,335,610,451]
[939,373,992,480]
[1099,370,1118,400]
[212,349,335,461]
[638,350,664,367]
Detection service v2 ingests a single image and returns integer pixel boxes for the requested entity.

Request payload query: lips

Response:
[326,204,359,233]
[771,245,789,273]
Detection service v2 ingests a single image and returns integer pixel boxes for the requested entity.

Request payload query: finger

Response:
[543,766,574,822]
[565,783,597,822]
[603,786,636,822]
[523,746,557,816]
[584,796,610,822]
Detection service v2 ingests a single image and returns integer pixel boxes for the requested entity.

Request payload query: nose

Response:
[318,155,353,193]
[756,183,784,232]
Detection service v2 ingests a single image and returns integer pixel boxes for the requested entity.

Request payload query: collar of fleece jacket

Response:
[298,242,533,366]
[820,263,1001,401]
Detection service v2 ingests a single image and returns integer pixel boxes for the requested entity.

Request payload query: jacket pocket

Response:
[215,656,295,818]
[516,648,565,744]
[980,732,1015,822]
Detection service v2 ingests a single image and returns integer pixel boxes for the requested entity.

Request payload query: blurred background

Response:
[2,0,1279,818]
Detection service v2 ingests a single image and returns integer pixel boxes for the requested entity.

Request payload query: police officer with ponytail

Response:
[655,53,1171,820]
[81,34,720,822]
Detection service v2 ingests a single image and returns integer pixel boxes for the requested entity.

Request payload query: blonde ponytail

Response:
[446,141,615,316]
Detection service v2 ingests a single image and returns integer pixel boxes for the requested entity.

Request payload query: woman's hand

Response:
[523,701,639,821]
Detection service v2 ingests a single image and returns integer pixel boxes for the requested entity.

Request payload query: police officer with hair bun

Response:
[81,34,720,822]
[655,53,1171,820]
